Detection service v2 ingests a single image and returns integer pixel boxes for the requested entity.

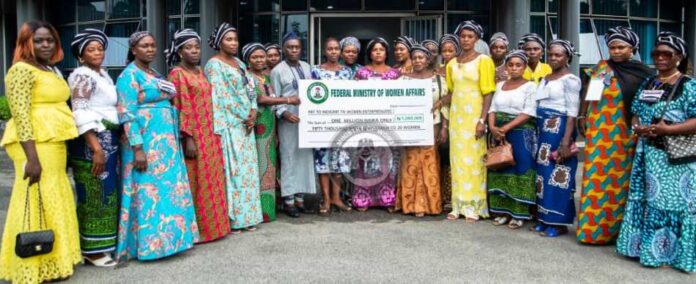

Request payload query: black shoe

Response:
[285,206,300,218]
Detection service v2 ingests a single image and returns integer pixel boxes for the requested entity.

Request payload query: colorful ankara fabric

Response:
[115,63,199,261]
[395,75,448,215]
[311,65,353,174]
[169,66,230,242]
[205,57,263,229]
[487,81,538,219]
[534,74,582,226]
[67,66,119,253]
[577,61,636,244]
[0,63,81,283]
[446,54,496,220]
[252,74,278,222]
[616,77,696,273]
[352,66,402,209]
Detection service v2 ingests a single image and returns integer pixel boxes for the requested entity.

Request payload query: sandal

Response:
[244,226,257,232]
[414,213,425,218]
[231,229,242,235]
[319,204,331,216]
[331,203,353,212]
[492,216,510,226]
[83,254,117,268]
[529,224,547,232]
[540,226,568,237]
[446,212,460,220]
[507,219,524,229]
[356,207,368,212]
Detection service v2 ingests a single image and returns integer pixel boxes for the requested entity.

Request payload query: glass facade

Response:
[238,0,492,62]
[530,0,684,65]
[49,0,147,76]
[166,0,201,43]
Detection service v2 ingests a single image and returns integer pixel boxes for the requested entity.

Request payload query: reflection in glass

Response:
[110,0,140,19]
[104,22,141,66]
[531,0,545,12]
[632,20,657,64]
[184,0,200,14]
[167,0,181,16]
[239,14,280,48]
[659,0,682,21]
[591,0,628,16]
[579,19,601,65]
[78,0,106,21]
[58,26,77,70]
[630,0,656,17]
[239,0,280,12]
[282,14,308,60]
[185,17,200,32]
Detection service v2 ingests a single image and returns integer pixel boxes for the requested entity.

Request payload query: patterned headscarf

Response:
[549,39,580,63]
[454,20,484,39]
[489,32,509,47]
[439,33,461,56]
[127,31,153,63]
[242,42,265,64]
[71,28,108,58]
[395,36,416,52]
[208,22,236,50]
[517,33,546,50]
[605,26,640,54]
[421,39,439,50]
[339,36,361,53]
[504,49,529,65]
[410,44,432,59]
[165,28,201,67]
[656,31,688,57]
[264,43,281,53]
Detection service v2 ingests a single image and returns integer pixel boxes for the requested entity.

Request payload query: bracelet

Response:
[287,97,290,104]
[577,115,586,119]
[477,118,485,125]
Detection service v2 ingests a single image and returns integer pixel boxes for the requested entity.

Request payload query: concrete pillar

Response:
[146,0,166,72]
[685,0,696,76]
[559,0,580,75]
[494,0,530,45]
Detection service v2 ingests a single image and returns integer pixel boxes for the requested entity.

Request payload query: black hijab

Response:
[606,59,652,122]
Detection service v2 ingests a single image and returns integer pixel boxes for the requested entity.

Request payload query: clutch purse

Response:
[484,137,515,170]
[15,184,54,258]
[658,76,696,164]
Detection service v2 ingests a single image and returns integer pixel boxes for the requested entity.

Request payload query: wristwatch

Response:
[477,118,485,125]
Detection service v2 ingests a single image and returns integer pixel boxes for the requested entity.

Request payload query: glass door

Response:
[400,15,442,43]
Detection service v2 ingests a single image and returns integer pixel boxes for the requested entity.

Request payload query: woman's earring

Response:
[78,57,84,64]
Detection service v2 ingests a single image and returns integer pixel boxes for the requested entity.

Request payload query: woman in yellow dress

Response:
[0,21,81,283]
[439,20,496,222]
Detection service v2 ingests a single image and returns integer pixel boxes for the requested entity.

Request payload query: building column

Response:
[686,0,696,76]
[559,0,580,75]
[494,0,530,45]
[146,0,166,72]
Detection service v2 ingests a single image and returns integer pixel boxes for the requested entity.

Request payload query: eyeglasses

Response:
[651,50,674,59]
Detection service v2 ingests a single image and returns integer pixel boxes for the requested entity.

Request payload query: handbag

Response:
[658,76,696,164]
[484,136,516,170]
[15,183,54,258]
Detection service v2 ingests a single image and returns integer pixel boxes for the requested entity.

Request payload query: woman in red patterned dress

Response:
[167,29,230,242]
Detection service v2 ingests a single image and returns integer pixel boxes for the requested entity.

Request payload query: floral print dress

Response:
[205,57,263,229]
[115,63,199,262]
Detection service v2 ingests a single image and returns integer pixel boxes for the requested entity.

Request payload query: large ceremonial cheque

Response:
[298,79,434,148]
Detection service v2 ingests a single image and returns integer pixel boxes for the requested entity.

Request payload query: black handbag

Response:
[15,183,54,258]
[659,76,696,164]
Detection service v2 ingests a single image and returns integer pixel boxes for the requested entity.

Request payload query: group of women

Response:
[0,18,694,283]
